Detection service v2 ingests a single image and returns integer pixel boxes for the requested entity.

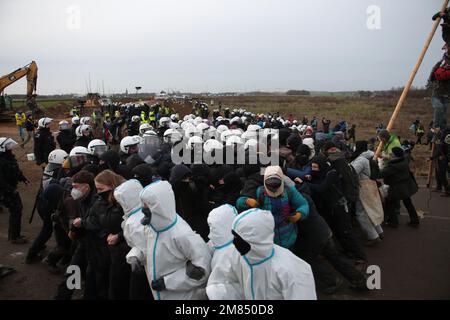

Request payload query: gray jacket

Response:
[351,150,374,181]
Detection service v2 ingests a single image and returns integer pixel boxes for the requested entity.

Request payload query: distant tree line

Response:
[286,90,310,96]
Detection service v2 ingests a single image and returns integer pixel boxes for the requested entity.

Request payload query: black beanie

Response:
[391,147,404,158]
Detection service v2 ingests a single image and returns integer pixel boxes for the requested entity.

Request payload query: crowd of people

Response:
[2,97,448,300]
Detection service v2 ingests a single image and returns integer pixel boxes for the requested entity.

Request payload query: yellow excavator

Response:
[0,61,41,121]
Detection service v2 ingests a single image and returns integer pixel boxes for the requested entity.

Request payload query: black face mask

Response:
[232,230,251,256]
[141,207,152,226]
[296,154,309,166]
[265,177,282,193]
[98,190,112,202]
[311,170,321,180]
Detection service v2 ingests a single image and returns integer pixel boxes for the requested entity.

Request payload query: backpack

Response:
[368,157,381,180]
[330,158,360,203]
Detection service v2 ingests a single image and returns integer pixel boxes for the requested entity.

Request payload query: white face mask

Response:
[71,188,84,200]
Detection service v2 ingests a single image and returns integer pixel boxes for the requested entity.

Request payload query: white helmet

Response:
[196,122,210,132]
[48,149,68,165]
[184,126,201,139]
[194,117,203,125]
[204,126,217,140]
[170,122,180,130]
[241,130,258,141]
[220,130,233,142]
[0,137,18,152]
[80,116,91,125]
[59,120,70,131]
[226,135,244,146]
[131,115,140,123]
[229,129,243,137]
[244,138,258,150]
[38,117,53,129]
[75,125,92,137]
[71,116,80,125]
[159,117,171,127]
[69,146,90,157]
[203,139,223,153]
[187,136,203,150]
[120,136,141,154]
[247,124,261,132]
[139,123,153,135]
[230,116,241,125]
[87,139,107,156]
[216,116,224,122]
[163,128,183,143]
[216,125,229,135]
[183,115,191,122]
[142,130,157,138]
[170,114,178,122]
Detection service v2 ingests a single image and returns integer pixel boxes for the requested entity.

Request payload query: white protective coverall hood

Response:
[228,208,317,300]
[140,180,212,300]
[114,179,147,264]
[206,204,243,300]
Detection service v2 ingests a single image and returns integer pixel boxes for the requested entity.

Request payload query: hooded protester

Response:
[286,144,313,181]
[246,166,310,250]
[72,170,131,300]
[236,163,264,209]
[221,171,244,206]
[278,128,296,167]
[377,129,402,168]
[131,163,157,187]
[380,147,420,228]
[205,204,243,300]
[223,208,316,300]
[139,180,212,300]
[350,141,384,245]
[114,179,152,300]
[169,164,210,241]
[306,156,367,263]
[99,150,133,179]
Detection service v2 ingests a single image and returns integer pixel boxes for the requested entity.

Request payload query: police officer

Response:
[34,118,56,166]
[0,138,29,244]
[57,121,76,154]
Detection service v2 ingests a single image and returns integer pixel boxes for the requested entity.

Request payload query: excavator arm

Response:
[0,61,38,99]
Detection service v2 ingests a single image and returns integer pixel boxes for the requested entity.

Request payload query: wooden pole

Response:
[374,0,449,159]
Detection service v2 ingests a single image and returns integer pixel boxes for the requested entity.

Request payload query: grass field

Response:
[11,98,76,109]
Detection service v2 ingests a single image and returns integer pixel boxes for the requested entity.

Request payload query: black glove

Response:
[151,277,166,291]
[186,261,205,280]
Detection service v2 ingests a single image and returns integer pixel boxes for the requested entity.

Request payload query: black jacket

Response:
[74,135,92,148]
[381,157,418,200]
[57,130,76,154]
[0,152,27,193]
[34,128,56,165]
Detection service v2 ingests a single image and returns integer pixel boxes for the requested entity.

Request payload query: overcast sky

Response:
[0,0,447,94]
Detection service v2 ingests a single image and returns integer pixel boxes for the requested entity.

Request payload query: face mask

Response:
[232,230,251,256]
[311,170,321,180]
[98,190,112,202]
[141,207,152,226]
[71,188,84,200]
[188,180,198,193]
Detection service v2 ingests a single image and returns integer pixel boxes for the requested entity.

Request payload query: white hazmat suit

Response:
[206,204,243,300]
[113,179,147,267]
[227,208,317,300]
[140,180,212,300]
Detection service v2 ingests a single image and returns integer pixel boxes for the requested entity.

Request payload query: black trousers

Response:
[129,267,153,300]
[299,238,366,290]
[324,205,367,262]
[4,191,23,240]
[435,158,449,192]
[46,223,72,266]
[384,197,419,226]
[27,201,53,257]
[54,240,88,300]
